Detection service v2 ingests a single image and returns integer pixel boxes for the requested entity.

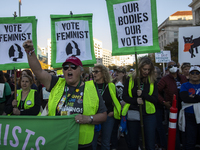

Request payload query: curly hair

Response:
[132,56,156,83]
[94,64,111,83]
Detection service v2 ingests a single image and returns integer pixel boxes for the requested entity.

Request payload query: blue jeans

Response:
[185,112,200,150]
[92,116,115,150]
[127,114,156,150]
[155,107,167,149]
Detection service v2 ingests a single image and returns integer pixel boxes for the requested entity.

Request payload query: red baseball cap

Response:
[62,56,83,67]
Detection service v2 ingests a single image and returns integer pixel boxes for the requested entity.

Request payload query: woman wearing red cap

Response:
[23,40,107,150]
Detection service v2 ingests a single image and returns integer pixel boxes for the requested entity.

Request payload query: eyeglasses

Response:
[190,71,200,75]
[63,64,78,71]
[92,70,101,74]
[168,64,177,69]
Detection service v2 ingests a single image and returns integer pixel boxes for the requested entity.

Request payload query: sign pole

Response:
[163,62,165,75]
[14,67,17,108]
[135,52,145,150]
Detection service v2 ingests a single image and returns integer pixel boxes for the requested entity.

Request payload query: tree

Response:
[164,41,178,63]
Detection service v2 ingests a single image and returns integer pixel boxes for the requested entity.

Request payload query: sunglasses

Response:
[63,64,78,70]
[182,62,190,66]
[168,64,177,69]
[92,70,101,74]
[190,71,200,75]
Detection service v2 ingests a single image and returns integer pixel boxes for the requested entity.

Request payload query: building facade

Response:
[158,11,193,50]
[189,0,200,26]
[47,38,51,69]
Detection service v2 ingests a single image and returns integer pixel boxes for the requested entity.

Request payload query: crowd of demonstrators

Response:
[122,57,158,150]
[92,64,121,150]
[23,40,107,150]
[158,60,188,150]
[0,39,199,149]
[4,75,40,116]
[0,71,11,115]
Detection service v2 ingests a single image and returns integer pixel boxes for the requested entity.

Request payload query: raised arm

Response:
[23,40,52,90]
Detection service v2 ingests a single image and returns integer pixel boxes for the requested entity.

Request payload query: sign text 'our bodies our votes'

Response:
[56,22,89,41]
[114,0,153,48]
[0,24,31,42]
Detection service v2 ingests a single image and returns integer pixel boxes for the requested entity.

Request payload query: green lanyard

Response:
[96,83,105,96]
[64,81,81,105]
[20,100,25,109]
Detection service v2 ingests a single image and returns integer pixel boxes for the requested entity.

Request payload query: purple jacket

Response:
[158,73,187,104]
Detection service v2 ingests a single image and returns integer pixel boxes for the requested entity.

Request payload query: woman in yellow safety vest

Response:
[122,57,158,150]
[92,64,121,150]
[4,75,40,115]
[23,39,107,150]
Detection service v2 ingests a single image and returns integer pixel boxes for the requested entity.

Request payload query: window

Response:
[174,31,178,36]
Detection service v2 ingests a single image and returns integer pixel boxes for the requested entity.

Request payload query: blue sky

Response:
[0,0,192,50]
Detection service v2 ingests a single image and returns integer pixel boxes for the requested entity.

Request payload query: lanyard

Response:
[20,93,28,109]
[64,81,81,105]
[96,83,105,96]
[20,100,25,109]
[140,83,144,90]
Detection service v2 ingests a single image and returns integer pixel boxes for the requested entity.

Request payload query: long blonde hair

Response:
[94,64,111,84]
[132,57,156,83]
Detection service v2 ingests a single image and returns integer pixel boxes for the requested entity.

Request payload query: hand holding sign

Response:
[12,99,18,108]
[13,108,20,115]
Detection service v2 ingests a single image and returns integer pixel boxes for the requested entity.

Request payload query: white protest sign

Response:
[113,0,153,48]
[179,26,200,65]
[0,23,32,64]
[55,20,92,63]
[155,50,171,63]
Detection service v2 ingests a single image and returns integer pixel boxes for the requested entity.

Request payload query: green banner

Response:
[51,14,96,68]
[0,16,37,70]
[106,0,160,55]
[0,115,79,150]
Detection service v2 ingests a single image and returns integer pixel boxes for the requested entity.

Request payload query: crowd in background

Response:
[0,58,200,150]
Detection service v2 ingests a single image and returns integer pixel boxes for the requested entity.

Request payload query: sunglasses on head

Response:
[182,62,191,67]
[63,64,78,70]
[190,71,200,75]
[168,64,177,69]
[92,70,101,74]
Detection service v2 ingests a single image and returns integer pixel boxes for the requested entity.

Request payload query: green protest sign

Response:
[106,0,160,55]
[0,115,79,150]
[0,16,37,70]
[51,14,96,68]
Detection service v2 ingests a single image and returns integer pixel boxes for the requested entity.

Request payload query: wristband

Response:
[25,49,35,56]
